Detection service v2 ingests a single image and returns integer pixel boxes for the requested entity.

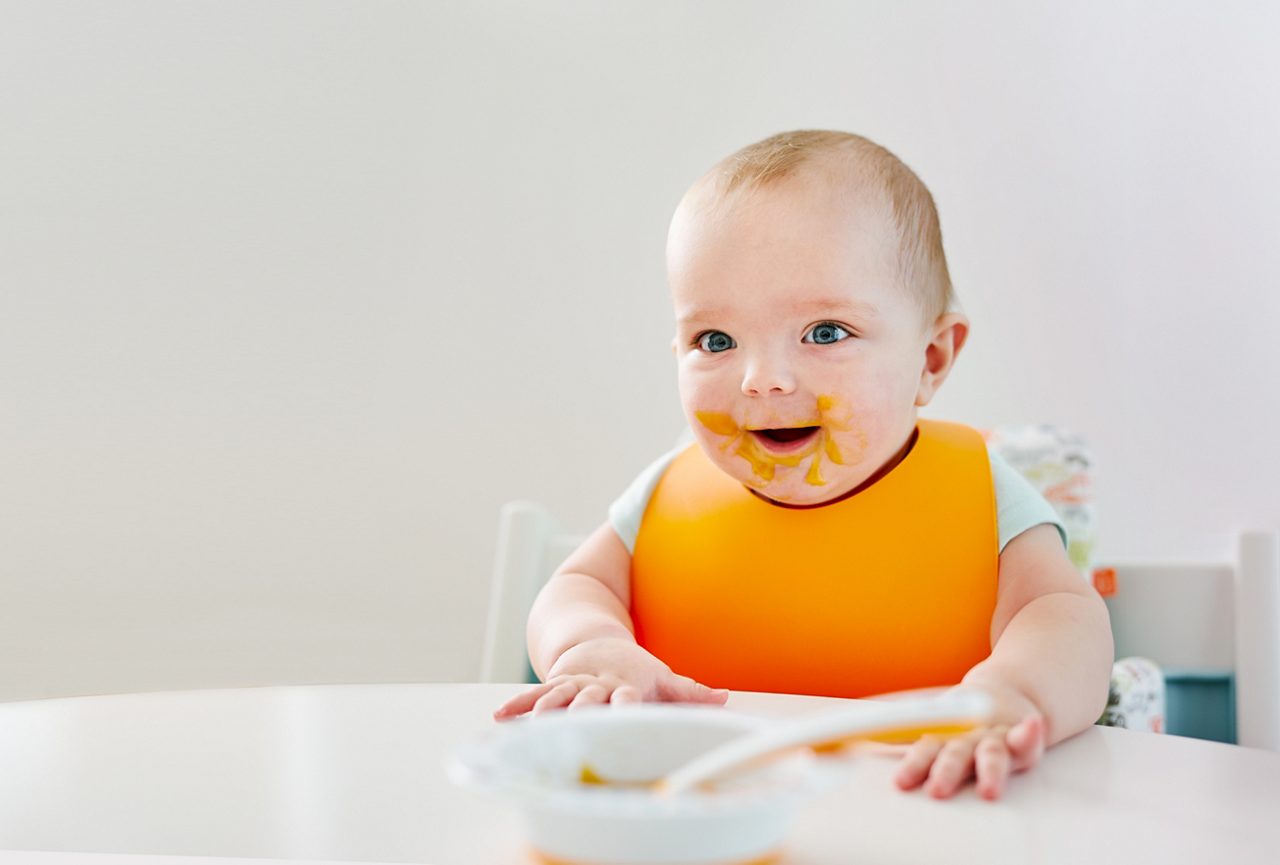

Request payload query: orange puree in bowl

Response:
[577,763,659,789]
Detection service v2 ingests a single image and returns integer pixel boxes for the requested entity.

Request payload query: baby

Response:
[495,130,1113,801]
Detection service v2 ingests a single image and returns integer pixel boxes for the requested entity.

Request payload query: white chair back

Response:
[1103,531,1280,750]
[479,501,583,683]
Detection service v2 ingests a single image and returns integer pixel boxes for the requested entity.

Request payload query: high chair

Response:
[482,427,1280,751]
[1096,533,1279,749]
[985,426,1280,749]
[480,500,583,685]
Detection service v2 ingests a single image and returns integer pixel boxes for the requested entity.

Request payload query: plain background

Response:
[2,1,1278,700]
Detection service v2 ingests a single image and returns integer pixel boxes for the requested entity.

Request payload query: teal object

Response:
[1163,669,1236,744]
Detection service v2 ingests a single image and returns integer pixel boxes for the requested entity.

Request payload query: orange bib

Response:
[630,419,998,698]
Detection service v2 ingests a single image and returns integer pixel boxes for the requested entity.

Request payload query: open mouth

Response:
[749,426,821,452]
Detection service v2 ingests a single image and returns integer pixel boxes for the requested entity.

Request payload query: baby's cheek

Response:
[691,427,746,477]
[680,376,727,417]
[830,423,872,469]
[688,428,768,491]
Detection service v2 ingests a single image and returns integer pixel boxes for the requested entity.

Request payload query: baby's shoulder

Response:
[607,443,690,554]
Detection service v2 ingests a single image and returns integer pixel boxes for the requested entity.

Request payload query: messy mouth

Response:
[749,426,821,451]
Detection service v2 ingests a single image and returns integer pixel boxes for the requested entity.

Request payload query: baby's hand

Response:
[492,637,729,720]
[893,685,1046,801]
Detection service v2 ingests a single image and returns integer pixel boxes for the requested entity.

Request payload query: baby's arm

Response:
[895,523,1114,800]
[492,522,728,719]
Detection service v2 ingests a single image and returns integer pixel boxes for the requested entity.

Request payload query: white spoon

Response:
[657,690,993,796]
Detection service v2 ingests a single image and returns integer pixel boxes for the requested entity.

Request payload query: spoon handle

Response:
[659,691,992,796]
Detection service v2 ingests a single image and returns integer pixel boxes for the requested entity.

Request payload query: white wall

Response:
[2,1,1278,700]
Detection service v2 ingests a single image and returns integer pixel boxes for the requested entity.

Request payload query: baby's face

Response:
[668,178,934,505]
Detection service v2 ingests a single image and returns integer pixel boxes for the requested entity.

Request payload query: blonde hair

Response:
[701,130,954,324]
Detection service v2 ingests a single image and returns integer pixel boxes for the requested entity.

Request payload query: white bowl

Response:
[447,704,845,865]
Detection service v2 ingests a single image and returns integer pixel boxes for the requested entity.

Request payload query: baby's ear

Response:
[914,313,969,407]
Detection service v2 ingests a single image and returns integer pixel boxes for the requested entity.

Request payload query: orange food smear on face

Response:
[805,453,825,485]
[695,397,860,487]
[694,410,741,437]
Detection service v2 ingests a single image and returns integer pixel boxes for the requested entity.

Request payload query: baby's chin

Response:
[736,464,867,506]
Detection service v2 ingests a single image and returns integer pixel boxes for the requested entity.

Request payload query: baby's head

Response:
[667,130,969,505]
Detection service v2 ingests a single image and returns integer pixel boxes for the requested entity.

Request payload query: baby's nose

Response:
[740,357,797,397]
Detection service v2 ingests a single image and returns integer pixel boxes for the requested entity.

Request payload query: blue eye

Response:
[697,331,736,353]
[803,322,851,345]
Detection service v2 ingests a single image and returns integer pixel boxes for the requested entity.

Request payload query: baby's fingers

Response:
[657,673,730,705]
[567,684,610,711]
[610,685,642,705]
[893,735,947,791]
[1006,715,1046,770]
[974,735,1012,800]
[975,717,1043,799]
[532,681,581,715]
[493,682,556,720]
[922,736,978,799]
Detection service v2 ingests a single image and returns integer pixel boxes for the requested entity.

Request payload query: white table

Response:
[1,683,1277,864]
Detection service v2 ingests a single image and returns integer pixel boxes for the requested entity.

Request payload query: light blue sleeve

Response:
[607,446,686,555]
[988,448,1069,553]
[608,439,1070,556]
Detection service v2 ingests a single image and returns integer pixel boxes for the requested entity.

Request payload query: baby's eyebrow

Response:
[792,297,880,318]
[676,298,880,329]
[676,309,726,328]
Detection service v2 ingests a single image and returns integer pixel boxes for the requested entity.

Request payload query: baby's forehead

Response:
[670,133,951,327]
[672,170,900,279]
[680,157,897,243]
[668,162,921,325]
